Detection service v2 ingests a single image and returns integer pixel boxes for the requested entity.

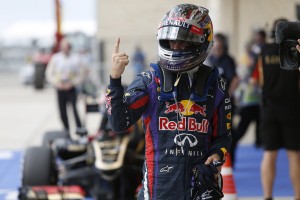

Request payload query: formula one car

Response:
[19,119,144,200]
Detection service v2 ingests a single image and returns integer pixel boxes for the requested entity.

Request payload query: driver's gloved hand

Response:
[191,161,224,200]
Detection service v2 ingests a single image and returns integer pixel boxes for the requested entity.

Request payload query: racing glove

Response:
[191,161,224,200]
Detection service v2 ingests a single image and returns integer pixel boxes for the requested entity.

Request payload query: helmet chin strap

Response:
[187,66,200,76]
[155,62,175,93]
[156,62,200,93]
[150,63,218,102]
[186,66,200,86]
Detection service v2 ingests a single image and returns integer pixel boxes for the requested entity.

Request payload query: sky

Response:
[0,0,96,43]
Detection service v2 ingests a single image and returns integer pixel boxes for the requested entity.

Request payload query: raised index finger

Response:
[113,37,120,53]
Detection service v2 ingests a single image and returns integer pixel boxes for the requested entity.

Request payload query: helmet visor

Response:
[158,26,206,44]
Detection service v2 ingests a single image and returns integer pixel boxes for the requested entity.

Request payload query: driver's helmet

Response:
[157,4,214,72]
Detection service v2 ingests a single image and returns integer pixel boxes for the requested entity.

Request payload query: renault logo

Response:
[174,133,198,147]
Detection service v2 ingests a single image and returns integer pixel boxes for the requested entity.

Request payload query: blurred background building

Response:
[96,0,300,84]
[0,0,299,85]
[0,0,97,77]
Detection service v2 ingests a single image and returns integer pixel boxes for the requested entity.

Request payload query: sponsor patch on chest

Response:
[159,117,209,133]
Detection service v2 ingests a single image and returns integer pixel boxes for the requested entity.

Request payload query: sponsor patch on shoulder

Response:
[139,72,151,79]
[217,78,227,91]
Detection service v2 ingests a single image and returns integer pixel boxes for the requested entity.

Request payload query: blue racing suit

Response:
[106,64,232,200]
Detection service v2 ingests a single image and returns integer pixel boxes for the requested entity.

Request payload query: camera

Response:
[275,21,300,71]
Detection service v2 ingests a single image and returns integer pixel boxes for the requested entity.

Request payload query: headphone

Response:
[269,18,288,39]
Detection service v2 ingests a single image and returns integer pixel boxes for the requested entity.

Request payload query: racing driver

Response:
[106,4,232,200]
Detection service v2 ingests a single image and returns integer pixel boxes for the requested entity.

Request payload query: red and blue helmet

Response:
[157,4,214,72]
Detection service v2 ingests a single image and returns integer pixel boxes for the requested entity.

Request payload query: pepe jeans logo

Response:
[174,133,198,147]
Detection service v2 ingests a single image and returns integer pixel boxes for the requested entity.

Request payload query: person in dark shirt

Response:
[206,33,239,97]
[206,33,239,166]
[253,19,300,200]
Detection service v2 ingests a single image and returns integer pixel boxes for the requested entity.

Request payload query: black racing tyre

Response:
[42,130,69,146]
[34,63,45,89]
[22,146,57,186]
[92,177,116,200]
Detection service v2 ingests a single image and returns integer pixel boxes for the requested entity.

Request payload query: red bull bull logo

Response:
[164,100,206,116]
[165,102,185,113]
[189,104,206,116]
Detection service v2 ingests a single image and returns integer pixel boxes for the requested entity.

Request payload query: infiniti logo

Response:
[174,133,198,147]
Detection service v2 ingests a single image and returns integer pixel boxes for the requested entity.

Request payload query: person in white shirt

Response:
[46,38,84,135]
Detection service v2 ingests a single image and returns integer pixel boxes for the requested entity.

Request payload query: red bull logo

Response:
[165,102,184,114]
[164,100,206,116]
[159,117,209,133]
[189,104,206,116]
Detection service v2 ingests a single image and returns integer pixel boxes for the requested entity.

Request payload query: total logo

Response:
[165,100,206,116]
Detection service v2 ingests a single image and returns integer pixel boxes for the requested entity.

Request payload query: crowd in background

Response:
[207,20,300,199]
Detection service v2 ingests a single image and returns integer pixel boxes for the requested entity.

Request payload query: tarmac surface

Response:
[0,73,101,150]
[0,73,294,200]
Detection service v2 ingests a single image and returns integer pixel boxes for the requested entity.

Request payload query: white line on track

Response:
[0,151,14,160]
